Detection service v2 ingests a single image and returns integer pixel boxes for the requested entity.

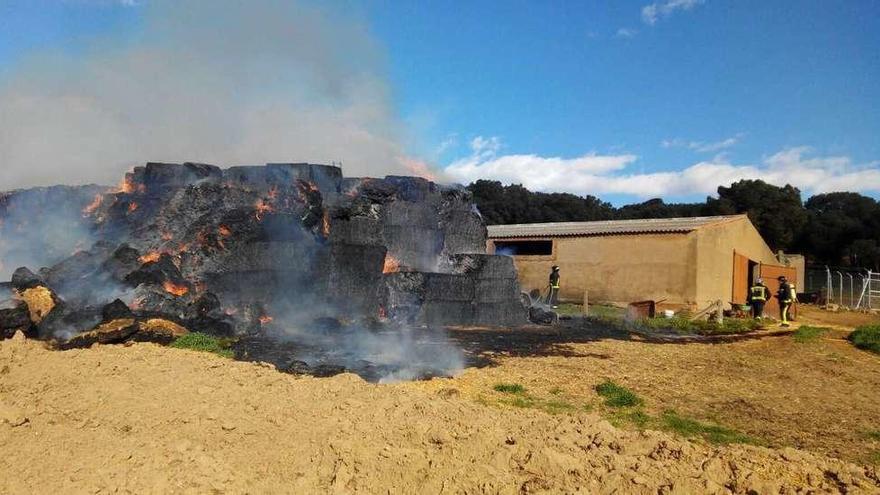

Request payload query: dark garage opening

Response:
[494,240,553,256]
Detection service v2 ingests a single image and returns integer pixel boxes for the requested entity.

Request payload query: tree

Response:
[706,180,807,251]
[800,192,880,267]
[467,180,614,224]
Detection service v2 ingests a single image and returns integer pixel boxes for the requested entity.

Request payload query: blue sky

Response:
[1,1,878,204]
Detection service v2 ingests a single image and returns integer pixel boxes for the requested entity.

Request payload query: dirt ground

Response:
[434,316,880,466]
[2,307,880,493]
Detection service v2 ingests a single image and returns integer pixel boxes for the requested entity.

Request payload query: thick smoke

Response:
[0,186,105,279]
[0,0,420,190]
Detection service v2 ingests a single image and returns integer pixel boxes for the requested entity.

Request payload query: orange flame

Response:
[127,202,139,213]
[161,231,173,241]
[382,253,400,274]
[254,199,274,221]
[162,280,189,297]
[399,156,439,182]
[259,315,273,325]
[321,210,330,237]
[218,225,232,237]
[378,305,387,319]
[119,176,135,194]
[82,194,104,217]
[139,251,161,264]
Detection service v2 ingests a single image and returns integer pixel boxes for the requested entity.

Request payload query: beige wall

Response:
[489,233,698,306]
[693,217,777,307]
[488,216,780,309]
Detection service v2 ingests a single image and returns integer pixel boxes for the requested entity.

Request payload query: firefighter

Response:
[546,265,561,308]
[776,275,796,327]
[748,277,769,319]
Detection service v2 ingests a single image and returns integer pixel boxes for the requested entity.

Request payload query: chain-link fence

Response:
[804,266,871,308]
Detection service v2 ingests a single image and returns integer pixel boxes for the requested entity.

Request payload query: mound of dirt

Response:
[0,337,877,494]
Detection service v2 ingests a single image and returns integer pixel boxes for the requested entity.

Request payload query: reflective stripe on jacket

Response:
[749,285,767,301]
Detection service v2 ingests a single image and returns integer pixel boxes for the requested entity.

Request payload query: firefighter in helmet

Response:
[776,275,796,327]
[547,265,561,308]
[748,277,770,319]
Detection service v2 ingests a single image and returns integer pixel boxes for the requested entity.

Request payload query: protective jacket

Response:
[748,284,769,302]
[549,271,560,289]
[777,282,795,303]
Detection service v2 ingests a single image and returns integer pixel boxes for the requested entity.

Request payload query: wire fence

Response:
[804,266,873,308]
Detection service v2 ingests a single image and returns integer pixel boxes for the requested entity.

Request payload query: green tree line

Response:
[467,179,880,270]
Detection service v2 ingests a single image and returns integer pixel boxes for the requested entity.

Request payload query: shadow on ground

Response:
[448,316,797,369]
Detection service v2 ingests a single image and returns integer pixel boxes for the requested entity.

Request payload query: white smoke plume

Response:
[0,0,420,190]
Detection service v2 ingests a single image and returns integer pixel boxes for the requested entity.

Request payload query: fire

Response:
[162,280,189,297]
[259,315,273,325]
[218,225,232,237]
[82,194,103,217]
[119,177,135,194]
[118,176,145,194]
[267,186,278,200]
[399,156,439,182]
[378,305,387,319]
[321,210,330,237]
[161,231,173,241]
[127,202,139,213]
[139,251,161,264]
[254,199,274,221]
[382,253,400,274]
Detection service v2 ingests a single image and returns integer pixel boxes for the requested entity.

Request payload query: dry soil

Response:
[2,327,879,494]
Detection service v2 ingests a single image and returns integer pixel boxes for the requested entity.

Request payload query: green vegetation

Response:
[865,430,880,441]
[793,325,831,343]
[493,383,526,394]
[659,411,756,445]
[640,316,762,335]
[489,384,586,415]
[609,408,652,428]
[848,324,880,355]
[170,332,234,358]
[482,381,755,446]
[595,380,643,408]
[555,303,625,320]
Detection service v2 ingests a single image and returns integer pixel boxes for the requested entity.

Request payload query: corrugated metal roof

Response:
[487,215,744,238]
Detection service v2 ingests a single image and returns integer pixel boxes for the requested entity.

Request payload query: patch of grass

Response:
[868,451,880,465]
[659,410,755,445]
[609,408,652,428]
[793,325,831,343]
[170,332,234,358]
[493,383,526,394]
[640,316,762,336]
[548,387,564,396]
[541,399,577,414]
[848,324,880,355]
[554,303,583,316]
[865,430,880,441]
[595,380,643,408]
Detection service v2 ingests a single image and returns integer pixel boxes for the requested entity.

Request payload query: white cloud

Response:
[444,139,880,199]
[616,28,638,38]
[641,0,704,25]
[662,133,743,153]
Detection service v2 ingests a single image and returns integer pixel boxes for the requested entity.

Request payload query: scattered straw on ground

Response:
[1,336,878,494]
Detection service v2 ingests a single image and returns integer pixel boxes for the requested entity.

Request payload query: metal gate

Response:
[856,271,880,310]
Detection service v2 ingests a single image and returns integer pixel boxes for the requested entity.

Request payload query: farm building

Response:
[487,215,796,312]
